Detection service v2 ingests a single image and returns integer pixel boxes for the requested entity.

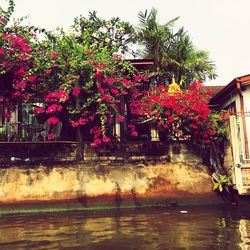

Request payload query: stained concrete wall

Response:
[0,142,222,207]
[0,161,221,207]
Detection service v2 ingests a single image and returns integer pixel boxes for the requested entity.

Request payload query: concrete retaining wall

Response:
[0,161,221,207]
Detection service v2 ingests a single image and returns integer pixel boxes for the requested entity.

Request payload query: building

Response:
[210,74,250,195]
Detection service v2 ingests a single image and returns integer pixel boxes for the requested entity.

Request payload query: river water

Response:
[0,206,249,250]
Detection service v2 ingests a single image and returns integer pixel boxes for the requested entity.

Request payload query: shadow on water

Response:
[0,206,250,249]
[131,187,142,208]
[114,182,122,209]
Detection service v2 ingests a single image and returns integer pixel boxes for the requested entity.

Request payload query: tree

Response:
[0,1,143,144]
[167,29,216,88]
[73,11,135,56]
[136,8,217,87]
[36,30,143,144]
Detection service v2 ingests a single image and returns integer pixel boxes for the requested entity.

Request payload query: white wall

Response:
[242,85,250,112]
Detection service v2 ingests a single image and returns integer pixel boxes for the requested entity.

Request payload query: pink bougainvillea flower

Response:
[0,49,4,55]
[121,91,128,95]
[12,91,21,98]
[48,117,59,125]
[106,78,113,84]
[2,33,9,39]
[168,116,174,123]
[32,106,44,115]
[95,71,102,78]
[45,91,69,103]
[51,52,59,59]
[133,75,141,83]
[111,88,119,95]
[15,81,27,90]
[91,138,102,147]
[88,115,95,121]
[131,131,138,136]
[27,75,36,82]
[117,116,124,122]
[4,113,11,119]
[47,133,55,141]
[71,121,79,127]
[102,135,111,143]
[78,117,86,125]
[46,104,62,114]
[72,87,81,97]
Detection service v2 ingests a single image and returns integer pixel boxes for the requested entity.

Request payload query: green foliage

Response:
[136,8,217,87]
[73,11,135,55]
[213,174,230,192]
[0,0,15,32]
[208,111,228,142]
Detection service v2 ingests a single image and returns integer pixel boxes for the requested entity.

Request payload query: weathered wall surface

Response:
[0,142,222,207]
[0,161,220,206]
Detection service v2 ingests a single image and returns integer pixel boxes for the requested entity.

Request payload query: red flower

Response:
[0,49,4,55]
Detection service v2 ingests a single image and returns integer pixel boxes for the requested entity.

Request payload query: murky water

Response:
[0,206,250,250]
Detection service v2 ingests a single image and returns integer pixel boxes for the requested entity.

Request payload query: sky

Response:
[3,0,250,86]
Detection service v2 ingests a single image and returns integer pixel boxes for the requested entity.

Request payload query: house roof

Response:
[128,59,155,65]
[127,59,155,71]
[210,74,250,106]
[206,85,225,98]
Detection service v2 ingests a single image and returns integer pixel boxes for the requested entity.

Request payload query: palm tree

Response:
[136,8,217,87]
[167,29,216,87]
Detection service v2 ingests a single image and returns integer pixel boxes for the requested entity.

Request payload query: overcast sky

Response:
[3,0,250,85]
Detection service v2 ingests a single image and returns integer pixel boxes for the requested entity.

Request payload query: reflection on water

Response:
[0,207,249,249]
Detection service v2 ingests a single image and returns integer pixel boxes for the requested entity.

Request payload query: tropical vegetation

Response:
[0,0,227,146]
